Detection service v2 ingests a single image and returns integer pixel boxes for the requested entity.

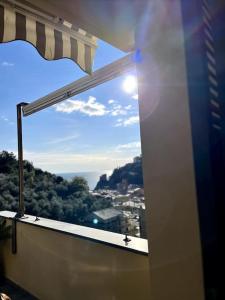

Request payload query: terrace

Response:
[1,0,224,299]
[0,211,149,299]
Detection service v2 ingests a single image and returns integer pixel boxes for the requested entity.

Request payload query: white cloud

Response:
[55,96,108,116]
[47,134,80,145]
[1,61,14,67]
[115,141,141,152]
[108,99,115,104]
[125,105,132,110]
[111,109,127,116]
[110,104,127,116]
[54,96,137,120]
[115,115,140,127]
[0,115,14,125]
[1,116,8,122]
[132,94,138,100]
[21,150,134,173]
[123,116,139,126]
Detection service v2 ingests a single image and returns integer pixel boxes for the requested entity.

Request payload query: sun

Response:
[122,75,137,94]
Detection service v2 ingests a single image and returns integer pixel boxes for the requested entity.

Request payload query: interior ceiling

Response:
[19,0,147,51]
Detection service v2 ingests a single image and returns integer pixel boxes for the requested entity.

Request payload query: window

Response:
[0,40,147,239]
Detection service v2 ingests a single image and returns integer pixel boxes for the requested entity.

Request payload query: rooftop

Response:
[92,208,123,221]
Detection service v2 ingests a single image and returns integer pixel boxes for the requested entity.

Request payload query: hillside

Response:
[58,171,107,190]
[95,155,143,190]
[0,151,111,224]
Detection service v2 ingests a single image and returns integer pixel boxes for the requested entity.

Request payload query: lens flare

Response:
[93,218,98,224]
[122,75,137,94]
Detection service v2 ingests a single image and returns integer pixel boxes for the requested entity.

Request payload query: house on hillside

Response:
[85,208,124,234]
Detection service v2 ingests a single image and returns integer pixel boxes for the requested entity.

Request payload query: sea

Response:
[57,170,112,190]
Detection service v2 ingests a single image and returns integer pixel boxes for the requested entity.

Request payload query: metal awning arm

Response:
[23,54,136,116]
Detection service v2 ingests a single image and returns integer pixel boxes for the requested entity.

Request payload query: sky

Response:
[0,39,141,174]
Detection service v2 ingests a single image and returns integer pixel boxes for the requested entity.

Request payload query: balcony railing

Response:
[0,211,150,300]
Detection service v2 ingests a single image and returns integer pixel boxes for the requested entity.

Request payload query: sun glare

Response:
[122,75,137,94]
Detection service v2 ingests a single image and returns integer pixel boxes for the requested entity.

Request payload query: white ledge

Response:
[0,210,148,255]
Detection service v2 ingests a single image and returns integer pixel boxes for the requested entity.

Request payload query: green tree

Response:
[69,176,89,193]
[0,151,113,226]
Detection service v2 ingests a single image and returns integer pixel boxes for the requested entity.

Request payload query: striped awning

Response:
[0,2,97,74]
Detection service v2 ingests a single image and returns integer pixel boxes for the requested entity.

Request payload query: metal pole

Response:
[15,102,28,219]
[12,218,17,254]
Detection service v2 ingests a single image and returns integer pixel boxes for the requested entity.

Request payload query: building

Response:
[131,188,145,198]
[86,208,124,234]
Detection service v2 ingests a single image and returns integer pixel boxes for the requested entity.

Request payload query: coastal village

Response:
[89,156,147,239]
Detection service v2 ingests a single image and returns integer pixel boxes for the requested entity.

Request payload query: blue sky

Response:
[0,39,141,173]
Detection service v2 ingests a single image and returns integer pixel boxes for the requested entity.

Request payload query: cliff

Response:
[95,155,143,190]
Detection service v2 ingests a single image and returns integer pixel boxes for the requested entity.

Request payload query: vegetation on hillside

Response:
[95,156,143,190]
[0,151,111,225]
